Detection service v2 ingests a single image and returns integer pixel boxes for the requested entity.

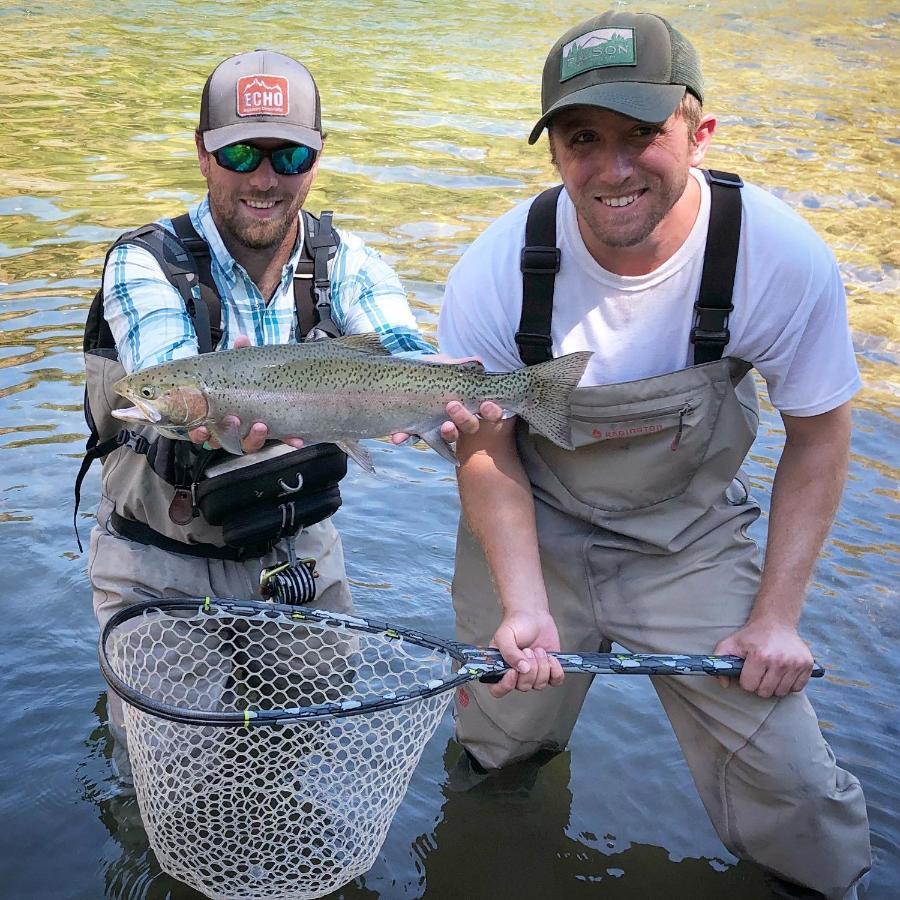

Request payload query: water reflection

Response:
[419,741,774,898]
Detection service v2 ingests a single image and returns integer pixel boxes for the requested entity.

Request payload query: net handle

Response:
[99,597,825,729]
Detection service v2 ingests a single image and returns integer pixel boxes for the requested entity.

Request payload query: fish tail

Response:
[517,351,592,449]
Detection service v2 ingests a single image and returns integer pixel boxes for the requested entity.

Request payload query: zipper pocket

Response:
[572,400,698,452]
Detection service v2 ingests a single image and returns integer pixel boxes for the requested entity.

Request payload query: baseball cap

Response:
[528,11,704,144]
[199,49,322,152]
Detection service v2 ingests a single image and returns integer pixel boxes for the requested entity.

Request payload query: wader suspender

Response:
[169,210,342,345]
[74,211,340,552]
[515,169,744,366]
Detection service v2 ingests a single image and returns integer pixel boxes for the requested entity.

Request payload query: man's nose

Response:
[595,143,634,183]
[247,156,279,189]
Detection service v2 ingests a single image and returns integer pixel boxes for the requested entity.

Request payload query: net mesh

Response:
[105,603,456,900]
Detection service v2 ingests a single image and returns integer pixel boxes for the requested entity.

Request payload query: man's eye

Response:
[572,132,596,144]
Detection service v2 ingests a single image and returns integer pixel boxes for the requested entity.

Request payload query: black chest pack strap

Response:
[76,211,344,555]
[169,210,341,345]
[515,169,744,366]
[296,210,341,340]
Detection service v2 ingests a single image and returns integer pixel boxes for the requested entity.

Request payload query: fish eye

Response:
[140,386,156,399]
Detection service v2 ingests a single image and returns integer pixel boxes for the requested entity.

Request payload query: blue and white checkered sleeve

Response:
[102,243,200,373]
[331,234,436,356]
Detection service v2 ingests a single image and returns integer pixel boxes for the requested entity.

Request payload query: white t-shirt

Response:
[439,169,860,416]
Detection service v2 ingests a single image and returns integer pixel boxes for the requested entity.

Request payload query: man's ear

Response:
[196,131,211,177]
[689,114,717,167]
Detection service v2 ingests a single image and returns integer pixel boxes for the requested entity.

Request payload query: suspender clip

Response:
[520,246,561,275]
[515,332,554,349]
[704,170,744,189]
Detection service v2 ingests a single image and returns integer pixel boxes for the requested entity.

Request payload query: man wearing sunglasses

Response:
[84,49,492,785]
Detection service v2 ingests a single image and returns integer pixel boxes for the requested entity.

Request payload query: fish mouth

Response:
[111,403,161,424]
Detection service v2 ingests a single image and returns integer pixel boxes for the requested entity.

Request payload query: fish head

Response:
[111,369,210,436]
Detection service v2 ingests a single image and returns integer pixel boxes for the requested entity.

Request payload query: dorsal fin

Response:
[331,333,392,355]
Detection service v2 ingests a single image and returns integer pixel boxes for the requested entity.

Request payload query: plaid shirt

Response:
[102,195,435,373]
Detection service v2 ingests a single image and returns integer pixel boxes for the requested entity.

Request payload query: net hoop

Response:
[99,596,472,727]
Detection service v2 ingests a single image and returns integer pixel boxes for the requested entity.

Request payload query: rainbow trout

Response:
[112,333,592,471]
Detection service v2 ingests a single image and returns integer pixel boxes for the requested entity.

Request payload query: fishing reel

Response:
[260,557,318,606]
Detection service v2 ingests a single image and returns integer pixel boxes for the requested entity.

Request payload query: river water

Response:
[0,1,897,897]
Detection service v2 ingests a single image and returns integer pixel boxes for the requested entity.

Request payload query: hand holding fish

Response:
[389,354,505,444]
[186,335,306,453]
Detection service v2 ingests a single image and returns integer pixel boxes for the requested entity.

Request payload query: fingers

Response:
[735,653,814,699]
[189,425,210,445]
[488,669,520,699]
[478,401,504,423]
[242,422,268,453]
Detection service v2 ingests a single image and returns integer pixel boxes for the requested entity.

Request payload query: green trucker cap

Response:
[528,10,704,144]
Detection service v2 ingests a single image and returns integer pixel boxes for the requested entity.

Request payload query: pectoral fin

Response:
[337,440,376,475]
[209,419,245,456]
[416,426,459,466]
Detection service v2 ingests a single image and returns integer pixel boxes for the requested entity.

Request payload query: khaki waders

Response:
[453,357,870,897]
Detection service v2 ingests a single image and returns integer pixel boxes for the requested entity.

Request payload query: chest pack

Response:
[515,169,743,366]
[76,210,348,559]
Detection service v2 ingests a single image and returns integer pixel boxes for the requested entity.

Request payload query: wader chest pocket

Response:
[526,390,721,513]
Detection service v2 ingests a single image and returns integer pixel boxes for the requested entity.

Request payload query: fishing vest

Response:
[76,210,348,560]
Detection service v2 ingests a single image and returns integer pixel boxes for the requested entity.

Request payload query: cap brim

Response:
[203,122,323,152]
[527,82,686,144]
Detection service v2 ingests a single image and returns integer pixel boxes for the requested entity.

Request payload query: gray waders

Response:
[452,358,870,896]
[451,172,871,895]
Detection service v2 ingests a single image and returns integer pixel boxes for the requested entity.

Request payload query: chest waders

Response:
[452,171,870,894]
[78,210,348,605]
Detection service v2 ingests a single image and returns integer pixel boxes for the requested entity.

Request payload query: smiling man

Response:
[438,11,871,898]
[83,49,486,786]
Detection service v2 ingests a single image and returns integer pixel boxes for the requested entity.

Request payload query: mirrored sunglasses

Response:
[213,142,317,176]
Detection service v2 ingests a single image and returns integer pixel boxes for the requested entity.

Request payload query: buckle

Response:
[520,246,561,274]
[116,429,151,456]
[515,332,553,348]
[694,301,734,315]
[690,327,730,346]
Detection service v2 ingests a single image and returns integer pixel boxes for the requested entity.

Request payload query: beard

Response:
[208,182,307,252]
[581,167,690,250]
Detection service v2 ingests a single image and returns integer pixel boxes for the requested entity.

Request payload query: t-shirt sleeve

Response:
[755,254,861,416]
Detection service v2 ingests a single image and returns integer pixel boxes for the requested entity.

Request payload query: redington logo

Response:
[237,75,289,117]
[592,423,665,440]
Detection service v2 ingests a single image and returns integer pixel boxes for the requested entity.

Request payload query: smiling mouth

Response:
[244,198,279,210]
[598,190,645,208]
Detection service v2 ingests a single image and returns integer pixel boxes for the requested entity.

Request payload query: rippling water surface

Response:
[0,1,897,897]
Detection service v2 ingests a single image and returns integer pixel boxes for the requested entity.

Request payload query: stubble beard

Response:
[212,184,306,252]
[583,168,689,250]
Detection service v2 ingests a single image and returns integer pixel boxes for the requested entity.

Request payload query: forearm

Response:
[456,424,548,616]
[751,405,851,626]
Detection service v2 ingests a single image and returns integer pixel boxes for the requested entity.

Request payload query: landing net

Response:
[100,599,457,900]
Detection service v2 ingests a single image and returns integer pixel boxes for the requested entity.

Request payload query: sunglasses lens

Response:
[271,144,316,175]
[216,143,262,173]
